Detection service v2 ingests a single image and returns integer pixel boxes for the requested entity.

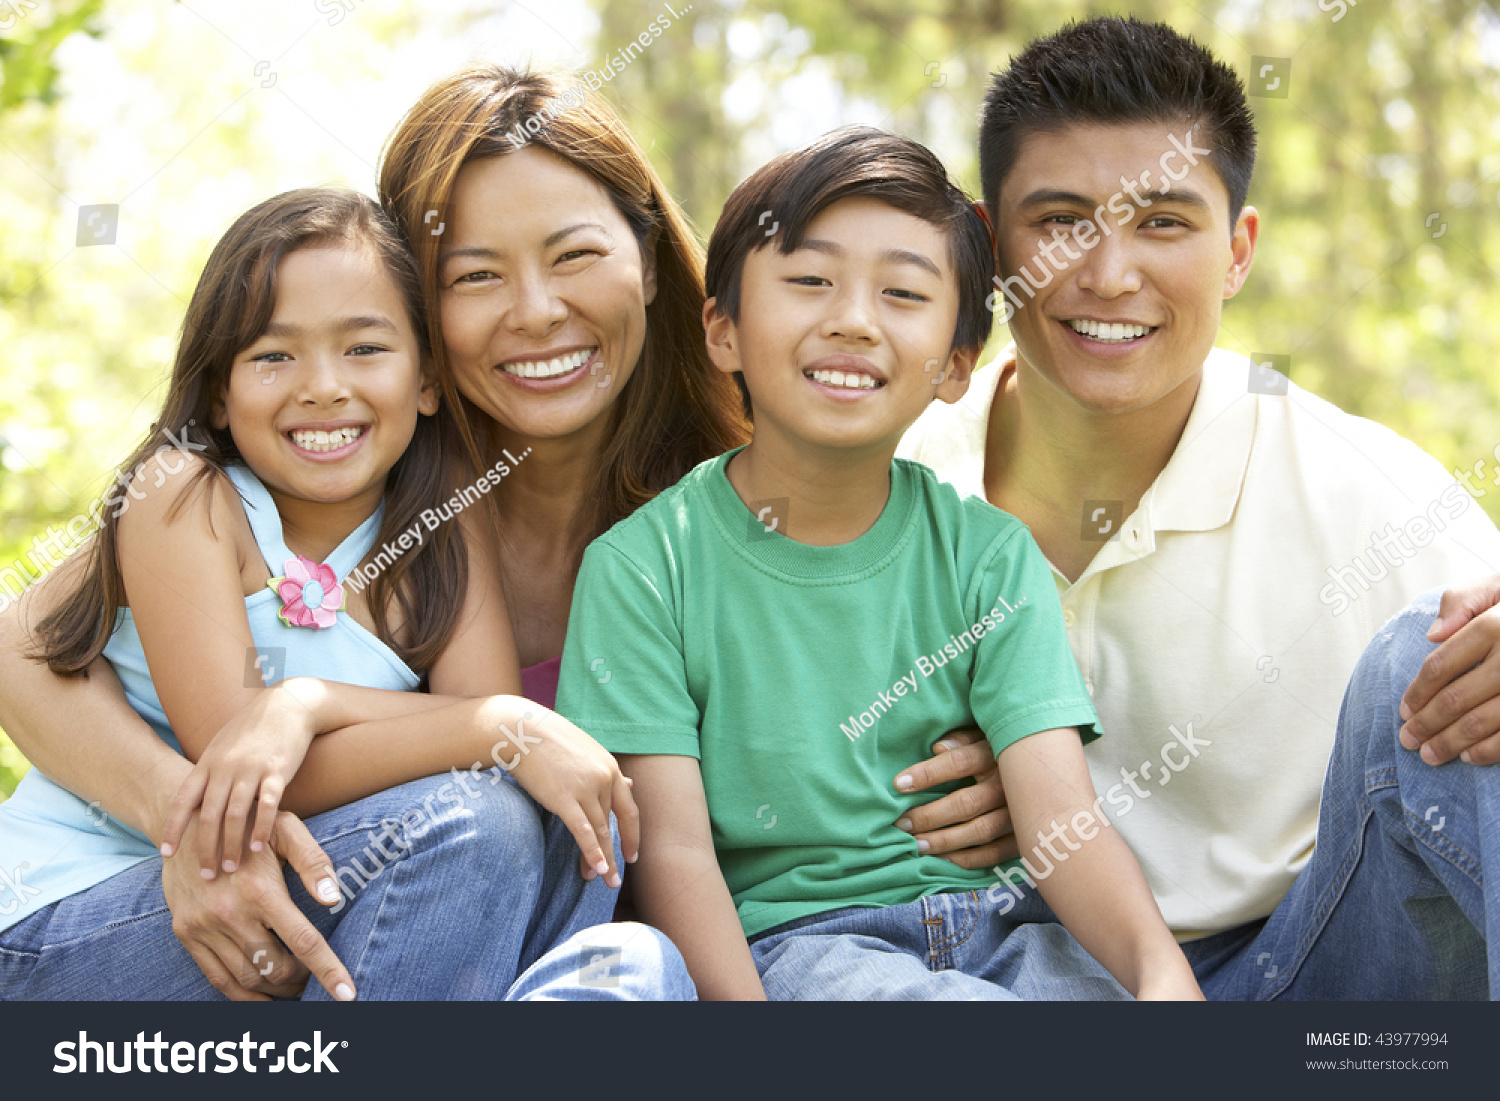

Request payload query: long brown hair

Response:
[377,66,749,552]
[33,188,468,675]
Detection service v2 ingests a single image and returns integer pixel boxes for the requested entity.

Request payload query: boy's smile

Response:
[994,121,1257,417]
[705,196,972,457]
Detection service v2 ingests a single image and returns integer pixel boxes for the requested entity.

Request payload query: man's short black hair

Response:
[980,16,1257,229]
[706,126,995,416]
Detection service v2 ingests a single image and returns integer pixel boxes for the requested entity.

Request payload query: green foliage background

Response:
[4,0,1500,798]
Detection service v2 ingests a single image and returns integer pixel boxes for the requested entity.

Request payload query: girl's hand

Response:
[161,678,325,876]
[482,701,639,890]
[1135,962,1206,1001]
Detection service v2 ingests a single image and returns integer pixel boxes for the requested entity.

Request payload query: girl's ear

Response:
[210,393,229,431]
[702,298,740,376]
[417,358,441,416]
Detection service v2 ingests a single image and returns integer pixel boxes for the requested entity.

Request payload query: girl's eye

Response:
[348,344,387,356]
[886,288,929,302]
[252,351,291,364]
[787,275,830,286]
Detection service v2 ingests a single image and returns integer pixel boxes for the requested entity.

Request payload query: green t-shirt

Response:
[556,448,1101,938]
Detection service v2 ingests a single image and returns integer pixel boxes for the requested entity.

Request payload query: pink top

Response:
[521,653,562,710]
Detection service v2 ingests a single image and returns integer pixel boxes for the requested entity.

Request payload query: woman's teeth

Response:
[1069,319,1154,342]
[290,426,365,452]
[502,347,596,379]
[807,369,881,390]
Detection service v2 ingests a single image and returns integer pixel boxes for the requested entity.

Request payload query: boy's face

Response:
[704,196,976,456]
[994,121,1257,416]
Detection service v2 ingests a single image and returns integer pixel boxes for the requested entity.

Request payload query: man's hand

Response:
[161,810,356,1000]
[892,728,1017,868]
[1399,575,1500,766]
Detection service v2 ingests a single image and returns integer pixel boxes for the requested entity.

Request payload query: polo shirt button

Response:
[1063,607,1077,628]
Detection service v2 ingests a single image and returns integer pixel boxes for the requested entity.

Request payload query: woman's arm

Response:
[997,727,1202,1000]
[618,753,766,1001]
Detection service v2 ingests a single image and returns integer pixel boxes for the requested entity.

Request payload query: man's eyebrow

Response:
[261,315,399,338]
[795,237,943,277]
[1016,186,1213,212]
[438,222,613,265]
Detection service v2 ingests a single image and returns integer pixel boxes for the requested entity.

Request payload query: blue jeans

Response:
[0,770,694,1001]
[748,889,1131,1000]
[1185,589,1493,999]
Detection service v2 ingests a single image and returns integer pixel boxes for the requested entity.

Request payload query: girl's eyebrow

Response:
[438,222,613,265]
[260,315,399,338]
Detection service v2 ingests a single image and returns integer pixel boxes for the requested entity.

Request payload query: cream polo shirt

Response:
[897,345,1500,937]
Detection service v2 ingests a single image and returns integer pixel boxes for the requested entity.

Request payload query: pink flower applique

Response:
[268,554,345,630]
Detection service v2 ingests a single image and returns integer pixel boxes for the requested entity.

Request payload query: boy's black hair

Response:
[980,16,1257,230]
[705,125,995,418]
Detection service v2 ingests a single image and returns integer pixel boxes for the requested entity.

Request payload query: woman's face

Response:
[437,145,657,441]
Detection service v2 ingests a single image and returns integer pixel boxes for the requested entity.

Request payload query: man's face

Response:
[993,121,1257,416]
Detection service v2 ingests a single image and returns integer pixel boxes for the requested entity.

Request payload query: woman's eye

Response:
[557,249,599,263]
[453,270,496,284]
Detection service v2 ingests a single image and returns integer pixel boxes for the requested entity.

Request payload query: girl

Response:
[0,187,683,1000]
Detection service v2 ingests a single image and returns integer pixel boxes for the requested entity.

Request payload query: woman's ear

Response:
[702,298,740,376]
[641,231,660,307]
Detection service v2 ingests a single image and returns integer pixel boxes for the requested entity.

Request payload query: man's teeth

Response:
[1068,319,1153,342]
[290,426,365,452]
[807,369,881,390]
[502,347,595,379]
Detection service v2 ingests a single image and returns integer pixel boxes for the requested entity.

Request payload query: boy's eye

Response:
[348,344,388,356]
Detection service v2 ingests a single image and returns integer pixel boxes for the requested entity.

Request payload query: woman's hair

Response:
[33,187,468,676]
[377,65,750,552]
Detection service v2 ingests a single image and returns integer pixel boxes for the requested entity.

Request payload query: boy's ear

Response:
[931,346,980,406]
[702,297,741,376]
[417,356,441,416]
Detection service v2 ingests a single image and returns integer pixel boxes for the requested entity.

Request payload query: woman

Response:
[0,67,1008,1000]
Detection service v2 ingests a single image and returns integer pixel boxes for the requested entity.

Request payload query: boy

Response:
[555,126,1201,1000]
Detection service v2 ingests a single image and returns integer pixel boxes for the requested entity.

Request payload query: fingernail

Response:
[159,843,174,857]
[222,860,237,873]
[896,818,914,833]
[317,878,340,903]
[595,860,610,876]
[249,841,263,853]
[895,774,914,791]
[627,852,639,863]
[1420,744,1439,765]
[935,740,957,753]
[200,868,215,880]
[1399,702,1412,721]
[607,873,621,889]
[1399,729,1418,751]
[1461,750,1473,764]
[334,982,355,1001]
[917,839,930,853]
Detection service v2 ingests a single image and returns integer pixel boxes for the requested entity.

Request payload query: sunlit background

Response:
[4,0,1500,795]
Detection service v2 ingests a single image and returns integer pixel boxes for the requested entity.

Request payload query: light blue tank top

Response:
[0,465,420,932]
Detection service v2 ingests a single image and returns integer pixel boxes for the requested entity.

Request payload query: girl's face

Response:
[437,145,657,442]
[214,244,438,512]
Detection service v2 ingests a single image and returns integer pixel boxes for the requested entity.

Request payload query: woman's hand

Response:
[483,701,639,890]
[161,809,356,1000]
[160,678,327,876]
[892,728,1017,868]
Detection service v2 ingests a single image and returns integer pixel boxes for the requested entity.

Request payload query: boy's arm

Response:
[618,753,766,1001]
[997,727,1202,1000]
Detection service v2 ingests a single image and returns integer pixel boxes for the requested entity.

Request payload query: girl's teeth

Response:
[808,369,879,390]
[291,427,364,452]
[503,347,596,379]
[1068,319,1152,342]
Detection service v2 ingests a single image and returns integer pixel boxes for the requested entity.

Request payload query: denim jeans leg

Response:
[1197,590,1490,1000]
[506,921,697,1001]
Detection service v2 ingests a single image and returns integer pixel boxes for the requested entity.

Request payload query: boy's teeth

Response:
[290,426,365,452]
[808,368,879,390]
[502,347,596,379]
[1068,319,1153,342]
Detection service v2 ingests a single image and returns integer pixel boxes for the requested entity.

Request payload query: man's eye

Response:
[1143,216,1186,229]
[1043,213,1082,225]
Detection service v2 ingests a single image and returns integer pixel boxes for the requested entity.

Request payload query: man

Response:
[898,15,1500,998]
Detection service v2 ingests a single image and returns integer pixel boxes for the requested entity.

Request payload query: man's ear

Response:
[1224,205,1259,299]
[417,355,441,416]
[702,297,741,376]
[931,345,980,405]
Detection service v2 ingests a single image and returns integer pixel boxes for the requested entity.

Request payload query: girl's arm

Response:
[617,753,766,1001]
[997,727,1203,1000]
